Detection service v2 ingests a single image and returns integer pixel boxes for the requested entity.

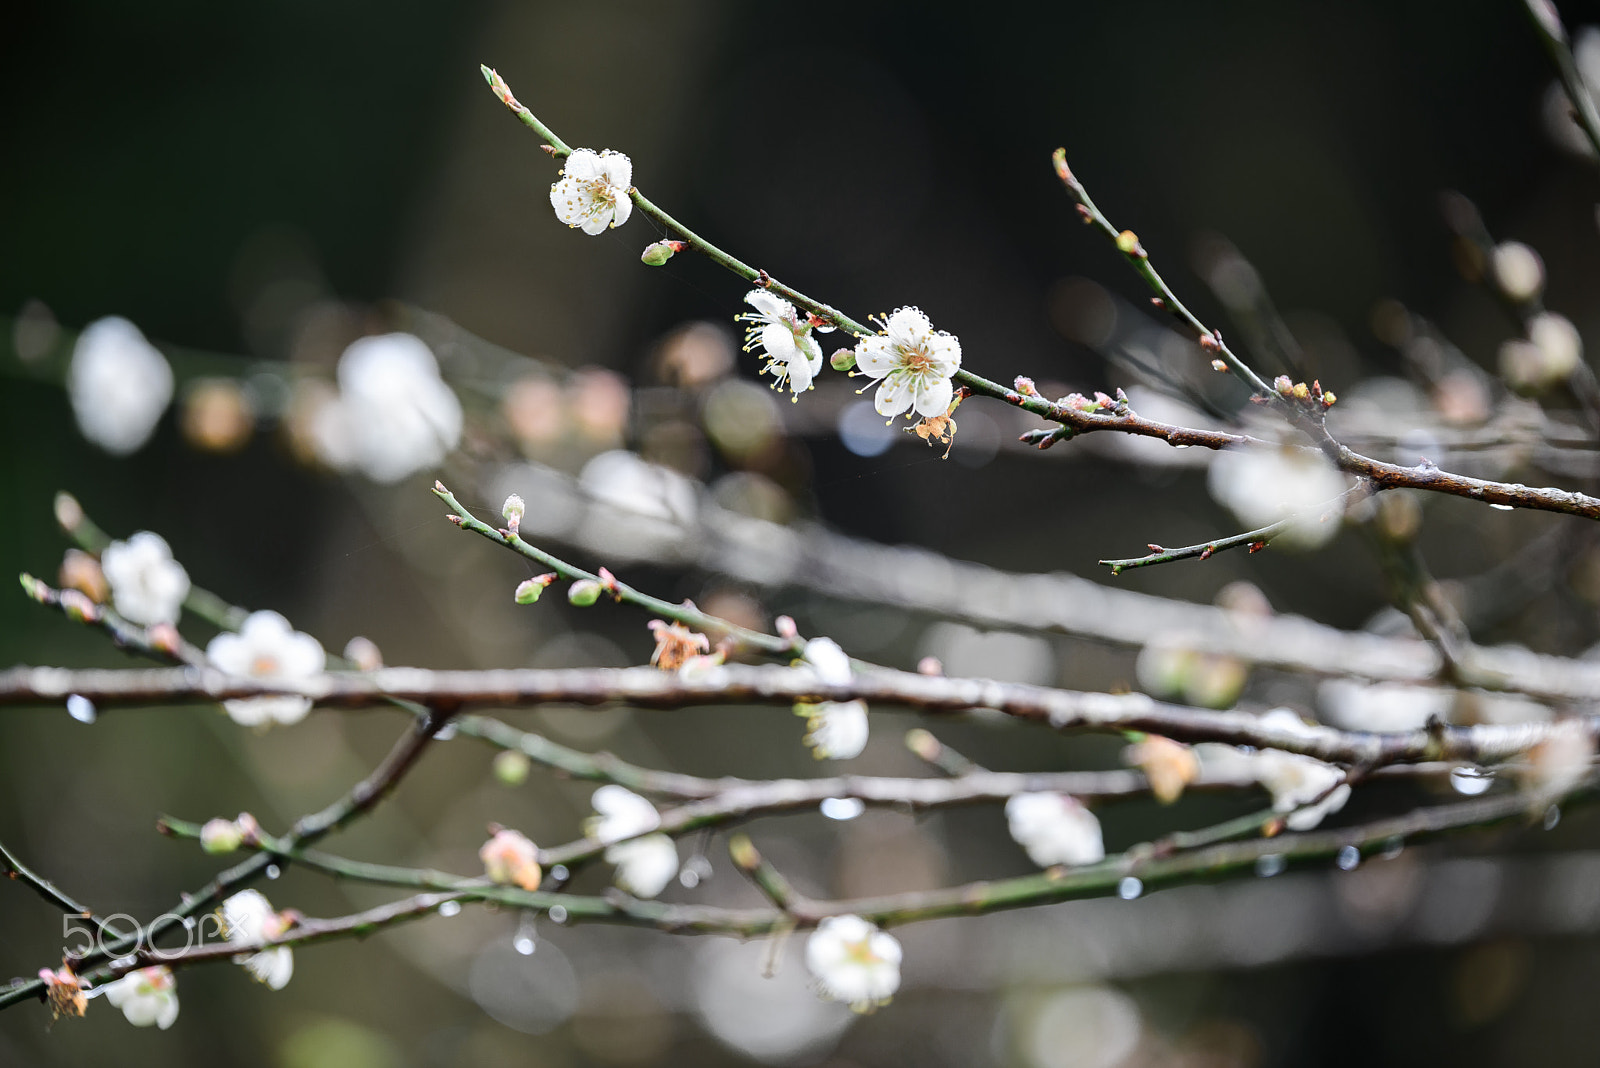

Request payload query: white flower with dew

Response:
[853,306,962,419]
[313,333,463,484]
[1254,750,1350,831]
[100,531,190,626]
[738,290,824,397]
[68,316,174,455]
[1207,444,1348,549]
[102,966,179,1029]
[220,889,295,989]
[205,610,326,727]
[805,914,902,1013]
[587,785,679,898]
[549,149,633,235]
[1005,792,1106,868]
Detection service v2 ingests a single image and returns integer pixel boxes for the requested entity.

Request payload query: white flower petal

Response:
[562,149,603,181]
[609,193,632,228]
[804,700,869,760]
[578,206,614,236]
[805,915,901,1010]
[589,784,662,841]
[925,332,962,375]
[873,375,916,417]
[803,637,853,684]
[912,374,953,418]
[884,307,931,348]
[744,290,793,322]
[598,150,633,189]
[854,336,897,378]
[550,176,589,228]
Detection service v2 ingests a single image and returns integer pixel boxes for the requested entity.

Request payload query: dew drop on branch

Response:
[1336,845,1361,871]
[66,694,96,724]
[1450,766,1494,795]
[1117,876,1143,900]
[265,864,281,880]
[438,900,462,918]
[1255,854,1286,878]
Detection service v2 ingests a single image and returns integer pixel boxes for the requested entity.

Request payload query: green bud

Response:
[200,818,244,855]
[493,749,531,786]
[568,579,603,607]
[641,240,683,266]
[830,349,857,372]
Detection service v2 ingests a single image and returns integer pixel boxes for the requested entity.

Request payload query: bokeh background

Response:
[7,1,1600,1065]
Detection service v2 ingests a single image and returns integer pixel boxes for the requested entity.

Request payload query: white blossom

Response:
[1207,444,1348,549]
[795,637,868,760]
[311,334,463,484]
[205,610,326,727]
[587,785,679,898]
[798,700,869,761]
[853,306,962,419]
[738,290,824,397]
[68,316,174,455]
[220,889,294,990]
[549,149,633,235]
[1254,750,1350,831]
[1005,792,1106,868]
[102,966,179,1029]
[804,914,902,1012]
[100,531,190,626]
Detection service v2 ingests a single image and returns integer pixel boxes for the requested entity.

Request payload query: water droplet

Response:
[1173,443,1191,449]
[548,905,568,924]
[65,694,96,724]
[181,917,196,931]
[1380,836,1405,860]
[1450,766,1494,795]
[434,723,458,741]
[678,854,713,888]
[1545,805,1561,830]
[1489,503,1514,511]
[438,900,462,918]
[1117,876,1143,900]
[265,864,280,880]
[513,911,537,954]
[820,797,865,821]
[548,864,569,882]
[1336,845,1361,871]
[1255,854,1285,878]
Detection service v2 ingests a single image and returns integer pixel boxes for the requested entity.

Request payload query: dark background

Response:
[5,2,1600,1065]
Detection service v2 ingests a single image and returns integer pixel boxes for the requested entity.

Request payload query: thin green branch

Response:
[1100,486,1365,575]
[433,481,799,658]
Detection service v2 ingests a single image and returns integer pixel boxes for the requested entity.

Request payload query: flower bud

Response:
[493,749,531,786]
[515,573,557,604]
[1490,241,1544,303]
[830,349,857,372]
[201,817,244,854]
[59,549,108,603]
[58,589,100,624]
[1291,382,1311,402]
[1274,375,1294,395]
[641,239,686,266]
[568,579,603,606]
[501,494,526,534]
[480,827,542,891]
[343,635,383,671]
[1115,230,1141,255]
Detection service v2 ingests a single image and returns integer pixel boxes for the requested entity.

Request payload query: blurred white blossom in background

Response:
[220,889,295,989]
[1207,444,1347,548]
[68,316,174,455]
[310,333,462,483]
[205,610,326,727]
[100,531,190,626]
[797,637,870,760]
[804,915,902,1012]
[1005,793,1106,868]
[587,785,679,898]
[101,966,179,1029]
